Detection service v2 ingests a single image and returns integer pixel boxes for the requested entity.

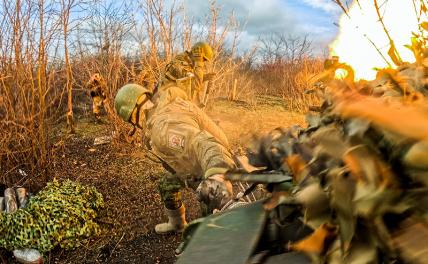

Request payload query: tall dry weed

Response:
[0,0,72,185]
[0,0,324,185]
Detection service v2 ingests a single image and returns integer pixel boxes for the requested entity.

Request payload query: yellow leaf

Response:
[289,223,337,254]
[422,3,428,14]
[286,154,307,182]
[333,95,428,141]
[263,191,289,211]
[421,22,428,31]
[388,45,402,66]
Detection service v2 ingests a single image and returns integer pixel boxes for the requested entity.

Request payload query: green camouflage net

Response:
[0,179,104,253]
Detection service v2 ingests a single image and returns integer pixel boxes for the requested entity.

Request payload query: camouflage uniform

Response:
[145,86,235,214]
[157,51,208,107]
[87,73,108,119]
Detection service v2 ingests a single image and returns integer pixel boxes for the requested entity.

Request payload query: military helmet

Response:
[114,84,151,122]
[191,42,214,61]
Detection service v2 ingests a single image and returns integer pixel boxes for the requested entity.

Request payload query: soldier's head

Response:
[190,42,214,63]
[87,73,107,97]
[115,84,154,133]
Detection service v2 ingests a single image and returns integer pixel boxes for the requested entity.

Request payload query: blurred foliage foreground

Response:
[0,180,104,254]
[244,34,428,263]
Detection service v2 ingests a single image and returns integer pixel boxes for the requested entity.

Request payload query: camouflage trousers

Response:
[158,173,212,216]
[92,96,106,118]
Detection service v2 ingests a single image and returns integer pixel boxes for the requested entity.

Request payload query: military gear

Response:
[13,249,42,264]
[159,51,205,106]
[155,205,187,234]
[146,86,235,179]
[4,188,18,213]
[177,199,313,264]
[191,42,214,62]
[0,180,103,253]
[92,96,104,119]
[158,42,214,106]
[115,83,236,226]
[158,172,220,216]
[196,174,233,213]
[87,73,108,119]
[114,83,152,122]
[158,173,185,210]
[126,84,235,220]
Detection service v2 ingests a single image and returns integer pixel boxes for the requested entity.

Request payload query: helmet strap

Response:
[127,107,143,137]
[128,94,152,135]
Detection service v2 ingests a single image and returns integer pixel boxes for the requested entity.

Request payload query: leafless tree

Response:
[254,33,320,110]
[259,33,313,64]
[79,1,135,56]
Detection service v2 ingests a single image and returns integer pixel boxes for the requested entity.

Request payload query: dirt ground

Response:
[44,97,305,263]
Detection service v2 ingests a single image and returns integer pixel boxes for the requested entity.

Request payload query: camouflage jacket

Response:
[158,51,207,107]
[87,73,107,99]
[144,86,235,179]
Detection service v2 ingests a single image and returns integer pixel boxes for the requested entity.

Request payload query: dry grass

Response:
[0,0,322,187]
[42,96,305,263]
[207,97,306,150]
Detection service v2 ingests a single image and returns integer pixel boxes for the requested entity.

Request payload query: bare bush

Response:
[253,33,323,111]
[0,0,324,185]
[0,0,78,185]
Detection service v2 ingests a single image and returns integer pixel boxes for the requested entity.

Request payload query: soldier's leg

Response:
[158,173,185,210]
[92,96,103,119]
[155,173,187,234]
[102,98,109,115]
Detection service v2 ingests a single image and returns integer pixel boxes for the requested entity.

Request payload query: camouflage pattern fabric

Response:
[92,96,105,117]
[87,73,108,119]
[145,86,234,180]
[158,173,226,215]
[0,180,103,253]
[137,67,157,92]
[143,85,235,213]
[158,51,207,106]
[196,177,233,216]
[158,173,185,210]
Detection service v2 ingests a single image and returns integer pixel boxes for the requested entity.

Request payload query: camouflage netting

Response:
[248,40,428,262]
[0,180,104,253]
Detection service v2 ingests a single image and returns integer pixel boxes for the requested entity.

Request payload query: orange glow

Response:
[330,1,425,80]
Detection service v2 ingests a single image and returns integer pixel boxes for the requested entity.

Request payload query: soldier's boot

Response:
[155,205,187,234]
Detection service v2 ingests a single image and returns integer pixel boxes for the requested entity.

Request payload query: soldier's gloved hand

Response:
[203,72,216,82]
[196,174,233,213]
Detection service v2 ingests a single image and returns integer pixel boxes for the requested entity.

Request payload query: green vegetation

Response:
[0,180,104,253]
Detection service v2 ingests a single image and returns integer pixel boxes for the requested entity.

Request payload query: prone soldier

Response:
[114,83,236,234]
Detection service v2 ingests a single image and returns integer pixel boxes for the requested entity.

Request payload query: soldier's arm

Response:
[191,131,235,214]
[192,105,230,148]
[156,86,189,108]
[191,131,236,179]
[164,54,193,81]
[192,61,205,92]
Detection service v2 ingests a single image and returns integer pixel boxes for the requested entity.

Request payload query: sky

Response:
[62,0,345,57]
[181,0,343,54]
